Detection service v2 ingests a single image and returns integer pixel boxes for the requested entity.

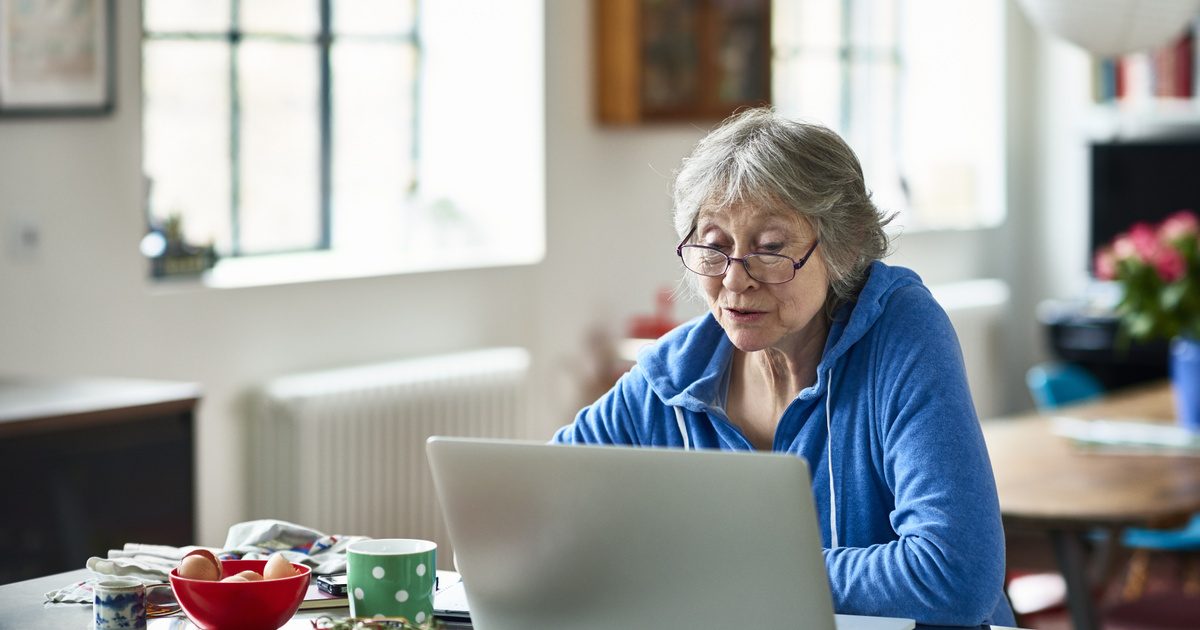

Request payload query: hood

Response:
[639,261,925,410]
[819,260,925,370]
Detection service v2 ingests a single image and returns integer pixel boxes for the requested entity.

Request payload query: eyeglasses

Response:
[675,228,820,285]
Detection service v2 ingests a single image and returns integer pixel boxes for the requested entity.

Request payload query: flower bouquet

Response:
[1094,210,1200,430]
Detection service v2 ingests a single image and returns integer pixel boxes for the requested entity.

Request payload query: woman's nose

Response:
[722,258,756,292]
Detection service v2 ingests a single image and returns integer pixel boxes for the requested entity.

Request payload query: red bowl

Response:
[170,559,311,630]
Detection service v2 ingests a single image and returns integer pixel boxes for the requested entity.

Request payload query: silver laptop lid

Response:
[426,437,836,630]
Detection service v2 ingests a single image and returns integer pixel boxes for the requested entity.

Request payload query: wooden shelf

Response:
[594,0,771,125]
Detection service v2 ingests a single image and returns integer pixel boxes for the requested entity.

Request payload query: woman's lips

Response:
[723,307,765,322]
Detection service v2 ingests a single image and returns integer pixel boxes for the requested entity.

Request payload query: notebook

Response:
[426,437,914,630]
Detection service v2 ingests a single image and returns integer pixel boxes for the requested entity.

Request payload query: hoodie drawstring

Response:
[674,407,691,450]
[825,365,838,549]
[676,368,836,548]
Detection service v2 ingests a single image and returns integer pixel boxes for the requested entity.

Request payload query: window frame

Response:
[772,0,1006,233]
[141,0,421,258]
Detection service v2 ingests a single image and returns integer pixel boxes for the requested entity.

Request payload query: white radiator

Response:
[249,347,531,567]
[930,279,1011,419]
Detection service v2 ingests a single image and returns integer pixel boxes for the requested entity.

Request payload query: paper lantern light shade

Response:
[1016,0,1200,57]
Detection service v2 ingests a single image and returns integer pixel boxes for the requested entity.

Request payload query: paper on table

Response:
[1052,416,1200,455]
[434,570,469,620]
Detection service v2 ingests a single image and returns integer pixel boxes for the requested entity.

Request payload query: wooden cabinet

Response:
[0,377,200,583]
[595,0,771,125]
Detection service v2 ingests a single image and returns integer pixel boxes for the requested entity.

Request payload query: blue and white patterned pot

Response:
[93,577,146,630]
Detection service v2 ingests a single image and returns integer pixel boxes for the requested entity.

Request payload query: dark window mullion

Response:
[147,3,419,259]
[838,0,852,135]
[230,0,242,256]
[410,0,422,194]
[891,0,904,172]
[319,0,332,250]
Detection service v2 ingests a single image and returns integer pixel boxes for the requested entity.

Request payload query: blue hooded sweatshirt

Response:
[553,261,1014,627]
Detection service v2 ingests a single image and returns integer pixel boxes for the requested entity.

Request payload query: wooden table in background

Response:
[982,383,1200,630]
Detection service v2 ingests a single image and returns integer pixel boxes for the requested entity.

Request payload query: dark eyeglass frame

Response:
[675,227,820,285]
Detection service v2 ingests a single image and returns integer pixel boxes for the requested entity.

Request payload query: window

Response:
[142,0,545,285]
[772,0,1005,231]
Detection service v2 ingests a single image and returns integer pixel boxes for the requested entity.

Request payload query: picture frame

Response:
[0,0,114,116]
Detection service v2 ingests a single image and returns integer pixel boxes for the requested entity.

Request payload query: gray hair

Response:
[672,107,892,314]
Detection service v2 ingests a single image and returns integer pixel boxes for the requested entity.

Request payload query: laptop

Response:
[426,437,915,630]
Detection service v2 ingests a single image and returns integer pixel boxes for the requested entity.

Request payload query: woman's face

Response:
[693,203,829,355]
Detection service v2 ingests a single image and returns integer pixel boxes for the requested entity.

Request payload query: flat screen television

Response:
[1090,139,1200,274]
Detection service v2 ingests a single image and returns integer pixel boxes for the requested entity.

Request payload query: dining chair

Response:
[1025,362,1104,410]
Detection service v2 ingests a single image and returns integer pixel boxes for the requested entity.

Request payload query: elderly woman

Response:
[553,108,1013,627]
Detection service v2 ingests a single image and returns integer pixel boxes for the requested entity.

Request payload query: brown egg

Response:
[178,554,220,581]
[263,552,298,580]
[181,549,222,580]
[235,569,264,581]
[220,574,249,583]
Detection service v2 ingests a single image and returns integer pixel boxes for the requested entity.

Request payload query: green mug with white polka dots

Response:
[347,538,437,624]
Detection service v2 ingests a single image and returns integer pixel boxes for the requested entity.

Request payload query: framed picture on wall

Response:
[0,0,114,116]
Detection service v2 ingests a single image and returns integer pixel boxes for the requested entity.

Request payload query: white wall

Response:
[0,0,1063,547]
[1030,24,1097,303]
[0,4,541,546]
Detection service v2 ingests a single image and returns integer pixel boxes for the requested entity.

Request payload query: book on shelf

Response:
[1153,31,1193,98]
[1094,18,1198,103]
[1195,15,1200,102]
[1097,58,1119,102]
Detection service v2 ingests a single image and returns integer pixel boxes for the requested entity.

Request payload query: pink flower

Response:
[1128,223,1159,261]
[1153,245,1186,282]
[1094,247,1118,280]
[1112,234,1139,260]
[1103,212,1200,341]
[1159,210,1199,243]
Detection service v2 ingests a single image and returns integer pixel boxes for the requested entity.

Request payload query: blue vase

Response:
[1172,336,1200,432]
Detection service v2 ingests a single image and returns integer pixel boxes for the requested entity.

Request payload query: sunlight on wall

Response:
[773,0,1005,232]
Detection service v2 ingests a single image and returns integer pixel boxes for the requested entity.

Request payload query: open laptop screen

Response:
[427,437,837,630]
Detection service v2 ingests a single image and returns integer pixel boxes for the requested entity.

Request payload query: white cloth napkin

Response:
[44,519,369,604]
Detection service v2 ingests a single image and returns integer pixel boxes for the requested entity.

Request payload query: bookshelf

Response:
[1086,99,1200,141]
[1088,19,1200,139]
